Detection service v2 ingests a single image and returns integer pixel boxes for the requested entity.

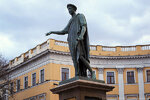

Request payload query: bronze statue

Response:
[46,4,94,78]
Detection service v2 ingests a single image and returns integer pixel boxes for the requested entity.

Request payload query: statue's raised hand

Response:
[45,32,53,36]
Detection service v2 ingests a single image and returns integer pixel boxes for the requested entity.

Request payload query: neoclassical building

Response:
[0,39,150,100]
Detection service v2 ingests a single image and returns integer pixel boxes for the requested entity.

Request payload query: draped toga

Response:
[62,13,90,76]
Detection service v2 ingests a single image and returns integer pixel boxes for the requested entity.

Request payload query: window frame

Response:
[61,67,70,81]
[24,76,28,89]
[16,79,20,92]
[40,69,45,83]
[126,70,136,84]
[106,71,116,84]
[146,69,150,83]
[31,73,36,86]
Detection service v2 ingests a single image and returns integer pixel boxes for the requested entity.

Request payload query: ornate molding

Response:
[98,68,104,74]
[137,67,144,72]
[117,68,124,74]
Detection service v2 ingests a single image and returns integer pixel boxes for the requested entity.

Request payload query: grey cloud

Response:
[0,0,150,59]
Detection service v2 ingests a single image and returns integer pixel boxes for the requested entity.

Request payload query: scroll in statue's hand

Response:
[77,36,84,41]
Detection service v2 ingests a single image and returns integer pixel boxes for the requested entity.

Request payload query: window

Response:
[24,76,28,89]
[61,68,69,81]
[127,71,135,84]
[10,82,14,94]
[147,70,150,82]
[16,79,20,92]
[107,72,115,84]
[40,69,44,83]
[32,73,36,86]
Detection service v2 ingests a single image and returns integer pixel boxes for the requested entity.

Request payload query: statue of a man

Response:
[46,4,93,78]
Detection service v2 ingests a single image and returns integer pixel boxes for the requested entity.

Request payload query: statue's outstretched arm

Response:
[46,21,70,36]
[45,30,67,36]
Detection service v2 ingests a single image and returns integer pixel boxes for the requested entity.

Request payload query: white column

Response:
[117,68,125,100]
[137,67,145,100]
[98,68,104,80]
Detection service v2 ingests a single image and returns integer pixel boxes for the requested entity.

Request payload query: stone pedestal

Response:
[51,77,114,100]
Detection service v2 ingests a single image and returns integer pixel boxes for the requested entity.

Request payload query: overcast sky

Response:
[0,0,150,60]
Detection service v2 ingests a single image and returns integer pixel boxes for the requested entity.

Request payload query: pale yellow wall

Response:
[144,84,150,93]
[104,68,119,95]
[7,62,150,100]
[48,39,150,57]
[107,85,119,95]
[9,64,51,100]
[9,82,59,100]
[4,39,150,100]
[123,68,138,84]
[143,67,150,82]
[143,67,150,94]
[49,63,75,81]
[127,96,137,99]
[124,84,139,94]
[103,68,118,84]
[9,62,75,100]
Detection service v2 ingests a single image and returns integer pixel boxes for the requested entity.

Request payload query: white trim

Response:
[145,69,150,83]
[137,68,145,100]
[126,70,136,84]
[125,94,138,100]
[60,67,70,81]
[39,68,45,83]
[106,71,116,84]
[117,68,124,100]
[98,68,104,80]
[31,72,36,86]
[9,55,50,80]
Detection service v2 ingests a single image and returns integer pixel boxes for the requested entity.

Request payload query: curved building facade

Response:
[0,39,150,100]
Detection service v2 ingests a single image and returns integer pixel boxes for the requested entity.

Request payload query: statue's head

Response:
[67,4,77,15]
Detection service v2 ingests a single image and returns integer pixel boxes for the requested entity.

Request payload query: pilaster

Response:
[137,67,145,100]
[117,68,125,100]
[98,68,104,80]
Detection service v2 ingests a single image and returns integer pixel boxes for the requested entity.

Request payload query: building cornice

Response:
[9,49,50,73]
[8,49,150,73]
[90,54,150,59]
[48,50,150,59]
